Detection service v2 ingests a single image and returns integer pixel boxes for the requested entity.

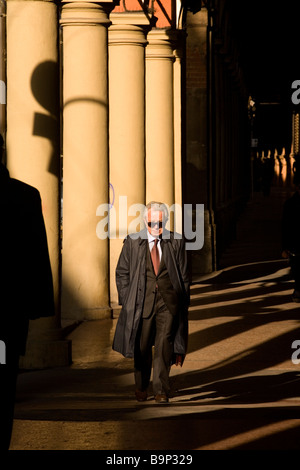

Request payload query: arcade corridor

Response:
[10,167,300,451]
[1,0,300,452]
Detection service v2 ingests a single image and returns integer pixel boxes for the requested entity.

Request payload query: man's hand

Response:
[175,355,183,367]
[282,250,290,259]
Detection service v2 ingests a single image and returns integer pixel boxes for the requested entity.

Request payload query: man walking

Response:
[112,201,189,403]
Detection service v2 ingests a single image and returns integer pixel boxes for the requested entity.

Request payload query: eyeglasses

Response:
[147,221,163,228]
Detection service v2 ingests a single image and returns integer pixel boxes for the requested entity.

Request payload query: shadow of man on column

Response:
[0,134,55,451]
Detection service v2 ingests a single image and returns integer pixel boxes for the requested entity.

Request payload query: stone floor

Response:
[9,183,300,452]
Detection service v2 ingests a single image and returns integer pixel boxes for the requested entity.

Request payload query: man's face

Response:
[146,209,164,238]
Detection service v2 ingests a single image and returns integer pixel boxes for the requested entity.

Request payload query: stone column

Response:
[60,1,116,320]
[0,0,6,142]
[108,12,149,307]
[6,0,70,368]
[173,35,184,234]
[145,29,175,227]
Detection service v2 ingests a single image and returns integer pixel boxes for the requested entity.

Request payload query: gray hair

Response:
[143,201,169,222]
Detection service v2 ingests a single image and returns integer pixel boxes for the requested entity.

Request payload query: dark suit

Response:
[113,228,189,398]
[0,163,55,450]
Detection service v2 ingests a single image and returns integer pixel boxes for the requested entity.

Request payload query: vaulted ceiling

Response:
[227,0,300,105]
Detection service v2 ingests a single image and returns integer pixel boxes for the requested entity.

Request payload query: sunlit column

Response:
[60,1,116,320]
[145,29,175,216]
[108,12,149,307]
[0,0,6,143]
[173,35,184,233]
[6,0,70,368]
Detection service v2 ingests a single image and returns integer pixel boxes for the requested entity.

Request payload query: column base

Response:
[110,302,121,318]
[62,306,112,321]
[83,307,112,320]
[190,209,217,280]
[19,337,72,370]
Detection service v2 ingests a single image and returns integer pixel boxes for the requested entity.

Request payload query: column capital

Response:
[110,11,152,27]
[109,11,151,46]
[60,1,119,27]
[146,28,177,61]
[61,0,117,3]
[6,0,58,2]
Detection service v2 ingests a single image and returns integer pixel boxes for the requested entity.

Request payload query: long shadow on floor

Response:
[12,258,300,450]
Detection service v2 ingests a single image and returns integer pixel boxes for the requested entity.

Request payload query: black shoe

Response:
[155,393,169,404]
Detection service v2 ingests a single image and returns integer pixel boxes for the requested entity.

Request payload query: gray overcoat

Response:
[112,229,190,362]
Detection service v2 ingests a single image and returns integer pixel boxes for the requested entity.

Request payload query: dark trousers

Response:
[134,290,176,396]
[0,344,19,451]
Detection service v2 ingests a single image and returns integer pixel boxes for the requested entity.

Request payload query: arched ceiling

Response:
[227,0,300,105]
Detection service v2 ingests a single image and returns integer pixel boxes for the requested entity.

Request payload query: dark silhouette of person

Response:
[282,164,300,302]
[113,201,189,404]
[261,154,274,196]
[0,134,55,450]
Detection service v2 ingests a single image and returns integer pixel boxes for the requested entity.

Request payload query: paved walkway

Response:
[9,183,300,451]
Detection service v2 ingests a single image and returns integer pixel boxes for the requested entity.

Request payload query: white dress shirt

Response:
[147,232,162,260]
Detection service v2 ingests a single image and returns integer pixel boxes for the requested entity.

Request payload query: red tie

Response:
[151,239,160,275]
